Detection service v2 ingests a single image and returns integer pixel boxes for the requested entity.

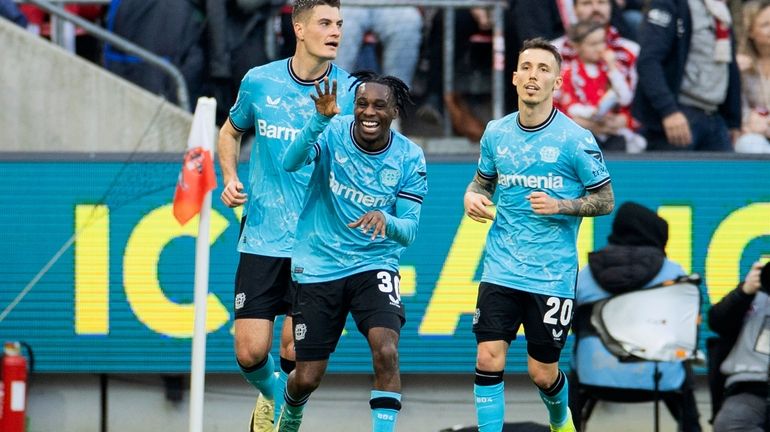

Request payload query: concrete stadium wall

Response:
[0,18,191,154]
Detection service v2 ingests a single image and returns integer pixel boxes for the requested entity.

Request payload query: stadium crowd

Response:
[3,0,770,153]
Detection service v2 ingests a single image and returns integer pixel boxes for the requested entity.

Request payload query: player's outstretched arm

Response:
[283,78,339,172]
[464,173,496,223]
[528,182,615,216]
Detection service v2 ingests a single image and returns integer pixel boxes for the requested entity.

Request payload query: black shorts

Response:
[291,270,406,361]
[233,253,294,320]
[473,282,574,363]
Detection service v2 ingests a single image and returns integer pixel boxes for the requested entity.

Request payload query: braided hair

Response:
[348,71,414,118]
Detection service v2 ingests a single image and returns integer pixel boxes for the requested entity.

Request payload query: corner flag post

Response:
[173,96,217,432]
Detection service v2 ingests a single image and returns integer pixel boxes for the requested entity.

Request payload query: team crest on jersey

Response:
[540,146,560,163]
[379,169,401,187]
[295,323,307,341]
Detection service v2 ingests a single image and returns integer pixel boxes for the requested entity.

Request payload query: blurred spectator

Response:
[336,6,422,88]
[612,0,644,41]
[632,0,741,151]
[0,0,27,28]
[708,261,768,432]
[506,0,568,112]
[555,20,646,152]
[103,0,206,109]
[553,0,639,99]
[570,202,702,431]
[415,7,494,142]
[204,0,282,125]
[19,4,104,63]
[734,0,770,153]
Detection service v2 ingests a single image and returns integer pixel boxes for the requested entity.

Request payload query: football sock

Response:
[370,390,402,432]
[538,369,569,426]
[237,354,275,400]
[474,368,505,432]
[283,387,309,419]
[274,357,295,423]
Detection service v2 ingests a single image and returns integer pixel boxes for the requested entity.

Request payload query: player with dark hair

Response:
[277,71,427,432]
[464,37,614,432]
[215,1,356,430]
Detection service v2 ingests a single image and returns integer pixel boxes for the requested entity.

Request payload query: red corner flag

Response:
[173,98,217,225]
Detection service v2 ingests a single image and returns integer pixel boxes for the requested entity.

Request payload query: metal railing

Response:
[342,0,508,135]
[15,0,509,131]
[17,0,190,110]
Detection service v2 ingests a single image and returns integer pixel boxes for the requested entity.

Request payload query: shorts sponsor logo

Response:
[473,308,480,325]
[552,328,563,340]
[235,292,246,310]
[295,323,307,341]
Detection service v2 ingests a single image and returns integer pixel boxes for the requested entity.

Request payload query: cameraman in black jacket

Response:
[708,261,768,432]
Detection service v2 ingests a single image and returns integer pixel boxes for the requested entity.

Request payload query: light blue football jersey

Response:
[291,115,428,283]
[477,108,610,298]
[229,58,357,257]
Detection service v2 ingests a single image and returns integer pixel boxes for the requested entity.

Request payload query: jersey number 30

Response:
[377,271,401,305]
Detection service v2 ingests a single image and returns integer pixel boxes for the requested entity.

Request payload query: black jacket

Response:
[708,284,755,342]
[631,0,741,132]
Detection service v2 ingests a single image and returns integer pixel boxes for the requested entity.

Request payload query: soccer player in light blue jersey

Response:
[216,1,357,430]
[464,38,615,432]
[276,72,427,432]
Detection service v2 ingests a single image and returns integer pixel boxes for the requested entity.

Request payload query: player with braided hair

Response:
[274,72,428,432]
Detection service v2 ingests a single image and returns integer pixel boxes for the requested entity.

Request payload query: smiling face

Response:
[294,5,343,61]
[353,82,398,149]
[512,48,562,107]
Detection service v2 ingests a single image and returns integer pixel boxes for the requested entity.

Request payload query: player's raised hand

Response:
[527,191,558,215]
[311,77,340,117]
[348,210,387,240]
[221,178,247,208]
[464,191,495,223]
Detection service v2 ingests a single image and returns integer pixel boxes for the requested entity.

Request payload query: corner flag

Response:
[173,98,217,225]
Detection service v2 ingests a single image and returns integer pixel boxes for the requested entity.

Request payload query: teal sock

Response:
[370,390,401,432]
[538,370,569,426]
[474,382,505,431]
[283,388,309,419]
[238,354,275,400]
[274,357,295,424]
